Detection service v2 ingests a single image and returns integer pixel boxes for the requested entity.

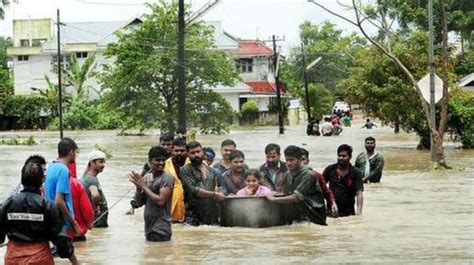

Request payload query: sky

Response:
[0,0,372,54]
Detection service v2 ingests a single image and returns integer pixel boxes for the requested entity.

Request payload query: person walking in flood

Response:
[355,137,385,183]
[164,137,189,223]
[361,118,377,129]
[322,144,364,217]
[236,170,273,197]
[320,117,334,136]
[258,143,288,193]
[81,150,109,228]
[0,160,78,265]
[181,141,225,226]
[266,146,327,225]
[221,150,247,195]
[129,146,174,242]
[300,148,338,217]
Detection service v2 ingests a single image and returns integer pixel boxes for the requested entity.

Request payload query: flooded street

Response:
[1,122,473,264]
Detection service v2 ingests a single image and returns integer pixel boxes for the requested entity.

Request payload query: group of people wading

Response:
[0,133,384,264]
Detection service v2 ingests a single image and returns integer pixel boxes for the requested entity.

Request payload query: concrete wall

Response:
[220,92,240,112]
[247,98,270,112]
[240,57,274,82]
[13,19,52,47]
[13,54,53,95]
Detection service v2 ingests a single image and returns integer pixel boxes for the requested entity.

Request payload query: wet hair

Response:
[172,137,187,147]
[159,132,174,142]
[58,137,78,158]
[229,149,245,161]
[21,162,44,188]
[24,154,46,167]
[365,136,376,143]
[300,148,309,158]
[337,144,353,156]
[148,146,168,160]
[284,145,302,159]
[244,169,262,180]
[203,147,216,160]
[324,117,331,122]
[221,139,236,148]
[264,143,280,155]
[366,118,371,122]
[186,141,202,151]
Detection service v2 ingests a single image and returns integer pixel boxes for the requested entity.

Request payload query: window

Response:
[32,38,47,47]
[239,58,253,73]
[76,52,88,58]
[20,39,30,47]
[18,55,29,61]
[51,55,71,73]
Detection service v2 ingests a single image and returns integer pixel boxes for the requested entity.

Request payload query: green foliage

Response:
[1,95,49,129]
[0,36,13,101]
[0,135,36,146]
[64,54,97,99]
[455,50,474,76]
[241,101,259,116]
[449,89,474,148]
[307,83,333,119]
[99,1,239,133]
[187,90,236,134]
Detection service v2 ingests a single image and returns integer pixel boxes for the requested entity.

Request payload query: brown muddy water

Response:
[0,123,473,264]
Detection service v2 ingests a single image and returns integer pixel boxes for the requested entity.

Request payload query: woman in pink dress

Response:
[236,169,273,197]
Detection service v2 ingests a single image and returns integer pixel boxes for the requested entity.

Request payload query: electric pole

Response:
[270,35,285,134]
[56,9,64,139]
[177,0,186,135]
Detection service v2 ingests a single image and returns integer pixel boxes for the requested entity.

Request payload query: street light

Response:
[301,44,322,121]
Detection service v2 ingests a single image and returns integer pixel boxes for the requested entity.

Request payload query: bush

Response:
[0,95,49,129]
[241,101,259,116]
[449,89,474,148]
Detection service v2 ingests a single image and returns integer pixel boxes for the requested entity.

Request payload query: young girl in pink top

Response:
[236,170,273,197]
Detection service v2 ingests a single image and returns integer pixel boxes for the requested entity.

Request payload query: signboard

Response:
[417,73,443,104]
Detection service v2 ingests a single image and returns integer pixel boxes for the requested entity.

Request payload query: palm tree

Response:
[31,75,70,117]
[63,53,96,99]
[0,0,9,20]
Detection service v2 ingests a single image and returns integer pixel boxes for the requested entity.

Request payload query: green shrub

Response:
[1,95,49,129]
[241,101,259,116]
[449,89,474,148]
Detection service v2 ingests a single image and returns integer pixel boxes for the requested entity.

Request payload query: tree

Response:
[99,1,239,133]
[0,0,9,20]
[31,75,63,117]
[64,53,96,99]
[309,0,452,167]
[307,83,333,119]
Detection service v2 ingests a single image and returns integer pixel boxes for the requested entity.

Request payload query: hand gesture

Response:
[129,171,145,189]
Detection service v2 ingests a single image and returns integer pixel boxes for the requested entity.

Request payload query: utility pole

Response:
[56,9,64,139]
[301,43,311,121]
[271,35,285,134]
[177,0,186,135]
[428,0,436,162]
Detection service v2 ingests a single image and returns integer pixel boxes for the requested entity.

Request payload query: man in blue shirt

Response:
[44,137,81,236]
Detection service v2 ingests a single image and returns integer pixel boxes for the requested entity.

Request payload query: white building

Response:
[7,18,286,112]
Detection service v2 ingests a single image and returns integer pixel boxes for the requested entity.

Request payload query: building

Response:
[459,73,474,91]
[7,18,286,113]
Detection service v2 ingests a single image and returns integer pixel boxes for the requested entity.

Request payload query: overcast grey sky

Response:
[0,0,371,54]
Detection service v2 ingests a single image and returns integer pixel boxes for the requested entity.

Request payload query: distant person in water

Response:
[355,137,385,183]
[361,119,377,129]
[236,170,273,197]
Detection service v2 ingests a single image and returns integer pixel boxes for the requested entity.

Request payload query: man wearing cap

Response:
[81,150,109,228]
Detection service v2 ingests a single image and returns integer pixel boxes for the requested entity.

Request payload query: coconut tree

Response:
[64,53,96,99]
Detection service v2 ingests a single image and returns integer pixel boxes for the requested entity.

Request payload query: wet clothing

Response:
[212,161,249,180]
[134,172,174,242]
[283,166,326,225]
[164,157,188,222]
[82,173,108,228]
[307,121,315,135]
[221,169,247,195]
[313,170,336,208]
[355,152,385,183]
[259,161,288,193]
[0,187,64,265]
[44,162,74,229]
[362,121,375,129]
[322,163,364,217]
[181,164,219,225]
[70,177,94,237]
[236,185,273,197]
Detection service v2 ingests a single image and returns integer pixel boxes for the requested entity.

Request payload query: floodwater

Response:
[0,121,473,264]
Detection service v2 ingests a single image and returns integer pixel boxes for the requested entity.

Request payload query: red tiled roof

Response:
[244,81,287,95]
[239,40,273,56]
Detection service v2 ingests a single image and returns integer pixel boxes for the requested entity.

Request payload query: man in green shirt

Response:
[267,145,326,226]
[355,137,385,183]
[81,150,108,228]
